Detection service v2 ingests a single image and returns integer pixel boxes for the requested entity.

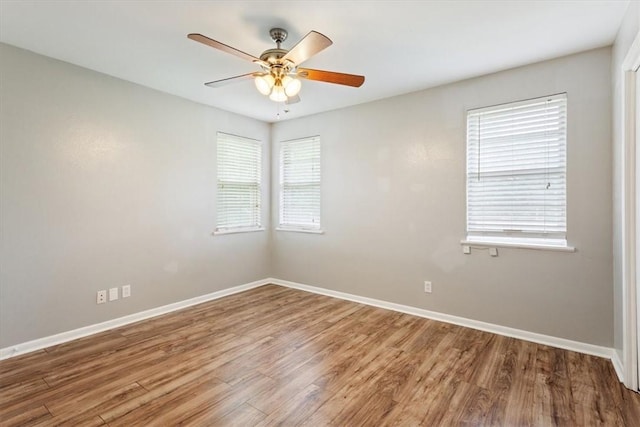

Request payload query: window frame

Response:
[277,135,323,234]
[463,93,574,251]
[214,132,264,235]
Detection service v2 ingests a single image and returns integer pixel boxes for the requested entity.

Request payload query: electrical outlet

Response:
[489,247,499,257]
[97,290,107,304]
[109,287,119,301]
[424,281,432,293]
[122,285,131,298]
[463,245,471,254]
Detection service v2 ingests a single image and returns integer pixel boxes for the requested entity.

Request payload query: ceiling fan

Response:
[187,28,365,104]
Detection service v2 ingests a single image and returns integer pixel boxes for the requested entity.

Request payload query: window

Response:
[465,93,568,247]
[215,132,262,233]
[279,136,322,232]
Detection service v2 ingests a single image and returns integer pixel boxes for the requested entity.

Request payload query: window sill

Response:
[213,227,265,236]
[276,227,324,235]
[460,239,576,252]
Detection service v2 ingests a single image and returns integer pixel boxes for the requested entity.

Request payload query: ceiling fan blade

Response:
[282,31,332,66]
[188,33,268,67]
[204,72,261,88]
[285,95,301,105]
[297,68,365,87]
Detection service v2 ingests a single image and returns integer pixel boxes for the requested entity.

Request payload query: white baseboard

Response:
[1,276,619,370]
[0,278,270,360]
[611,350,625,383]
[268,278,616,361]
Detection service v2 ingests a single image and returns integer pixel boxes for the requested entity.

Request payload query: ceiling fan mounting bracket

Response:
[269,28,288,47]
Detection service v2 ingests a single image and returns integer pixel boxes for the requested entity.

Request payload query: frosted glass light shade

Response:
[254,75,275,95]
[284,77,301,97]
[269,85,287,102]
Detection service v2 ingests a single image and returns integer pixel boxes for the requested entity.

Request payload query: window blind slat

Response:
[216,132,262,231]
[466,94,567,242]
[280,137,321,230]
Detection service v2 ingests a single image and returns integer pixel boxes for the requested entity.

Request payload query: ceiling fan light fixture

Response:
[283,76,302,97]
[254,74,275,95]
[281,75,292,88]
[269,85,287,102]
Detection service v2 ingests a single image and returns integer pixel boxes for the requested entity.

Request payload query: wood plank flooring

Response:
[1,284,639,426]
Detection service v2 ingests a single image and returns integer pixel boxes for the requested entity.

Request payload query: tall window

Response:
[216,132,262,233]
[279,136,321,232]
[466,93,567,246]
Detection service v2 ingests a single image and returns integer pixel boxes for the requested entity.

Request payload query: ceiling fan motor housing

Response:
[262,28,294,71]
[259,48,289,66]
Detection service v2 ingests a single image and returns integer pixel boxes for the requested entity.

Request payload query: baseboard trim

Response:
[0,278,270,360]
[1,276,618,367]
[268,278,615,361]
[611,350,625,383]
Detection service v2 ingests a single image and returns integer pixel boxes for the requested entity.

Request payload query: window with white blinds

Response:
[279,136,321,231]
[466,93,567,246]
[216,132,262,233]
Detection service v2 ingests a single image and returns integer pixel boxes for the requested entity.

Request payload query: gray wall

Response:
[271,48,613,346]
[0,43,271,348]
[612,2,640,363]
[0,42,616,350]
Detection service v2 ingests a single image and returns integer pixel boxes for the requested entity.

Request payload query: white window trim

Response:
[213,227,265,236]
[460,239,575,252]
[276,226,324,234]
[464,93,572,251]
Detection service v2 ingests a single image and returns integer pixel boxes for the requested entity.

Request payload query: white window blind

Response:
[216,132,262,232]
[466,93,567,245]
[279,136,321,231]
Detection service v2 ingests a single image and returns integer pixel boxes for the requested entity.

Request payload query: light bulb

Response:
[269,85,287,102]
[284,78,301,97]
[254,75,274,95]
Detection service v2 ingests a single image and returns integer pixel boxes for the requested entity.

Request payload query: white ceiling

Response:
[0,1,630,123]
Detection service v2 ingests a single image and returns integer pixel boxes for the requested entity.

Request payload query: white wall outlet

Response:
[424,281,432,293]
[463,245,471,254]
[97,290,107,304]
[122,285,131,298]
[109,287,119,301]
[489,247,499,257]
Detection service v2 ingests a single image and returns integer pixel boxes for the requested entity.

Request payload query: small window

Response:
[279,136,321,232]
[215,132,262,233]
[466,94,567,247]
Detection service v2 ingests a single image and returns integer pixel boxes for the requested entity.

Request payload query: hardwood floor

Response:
[1,284,639,426]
